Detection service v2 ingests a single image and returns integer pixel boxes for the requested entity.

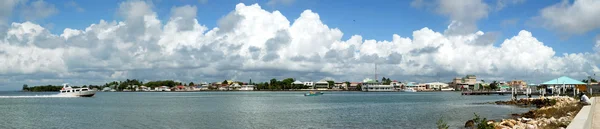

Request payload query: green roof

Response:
[541,76,585,85]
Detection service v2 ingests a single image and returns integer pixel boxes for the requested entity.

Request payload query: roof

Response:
[541,76,585,85]
[292,80,303,84]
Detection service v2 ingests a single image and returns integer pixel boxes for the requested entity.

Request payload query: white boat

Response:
[401,88,417,92]
[440,88,455,91]
[59,84,96,97]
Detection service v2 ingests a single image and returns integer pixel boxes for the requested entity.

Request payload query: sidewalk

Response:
[593,98,600,129]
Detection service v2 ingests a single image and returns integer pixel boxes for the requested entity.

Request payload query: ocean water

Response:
[0,91,531,129]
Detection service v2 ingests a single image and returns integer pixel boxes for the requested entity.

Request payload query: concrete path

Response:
[593,98,600,129]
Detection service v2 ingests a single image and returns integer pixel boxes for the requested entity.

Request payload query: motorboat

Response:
[304,91,324,96]
[59,83,96,97]
[401,88,417,92]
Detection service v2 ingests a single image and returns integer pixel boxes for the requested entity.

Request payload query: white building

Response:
[240,85,255,91]
[424,82,449,90]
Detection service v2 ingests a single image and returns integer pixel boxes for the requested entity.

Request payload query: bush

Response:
[436,117,449,129]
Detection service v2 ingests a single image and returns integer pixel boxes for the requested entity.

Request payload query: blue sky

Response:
[1,0,600,90]
[21,0,599,54]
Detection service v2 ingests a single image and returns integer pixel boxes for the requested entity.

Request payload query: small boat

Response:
[59,83,96,97]
[304,91,324,96]
[401,88,417,92]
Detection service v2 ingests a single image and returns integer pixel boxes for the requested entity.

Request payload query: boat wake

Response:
[0,94,78,98]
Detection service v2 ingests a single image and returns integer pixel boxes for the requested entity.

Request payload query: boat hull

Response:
[60,90,96,97]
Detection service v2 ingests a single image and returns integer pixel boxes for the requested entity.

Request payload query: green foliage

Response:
[472,113,494,129]
[144,80,178,88]
[436,117,449,129]
[356,83,362,91]
[489,81,498,90]
[189,82,195,86]
[22,84,29,91]
[326,81,334,88]
[381,77,392,85]
[582,78,597,83]
[26,85,63,92]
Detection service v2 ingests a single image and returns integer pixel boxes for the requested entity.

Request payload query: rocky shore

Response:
[466,96,583,129]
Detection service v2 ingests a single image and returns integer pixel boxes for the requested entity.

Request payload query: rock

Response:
[526,124,536,129]
[465,120,475,128]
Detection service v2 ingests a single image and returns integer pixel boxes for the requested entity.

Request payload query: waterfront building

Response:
[348,82,361,90]
[451,75,477,90]
[314,80,329,90]
[361,78,395,92]
[303,82,314,89]
[333,82,344,89]
[390,81,402,90]
[240,85,255,91]
[424,82,449,90]
[541,76,586,95]
[508,80,527,90]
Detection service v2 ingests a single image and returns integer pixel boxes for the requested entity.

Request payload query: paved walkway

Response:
[593,98,600,129]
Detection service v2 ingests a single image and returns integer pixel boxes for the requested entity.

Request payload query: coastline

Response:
[467,96,583,129]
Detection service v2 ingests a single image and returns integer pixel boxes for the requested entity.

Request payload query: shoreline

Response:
[466,96,583,129]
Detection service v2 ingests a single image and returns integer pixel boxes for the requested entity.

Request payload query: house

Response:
[303,82,314,89]
[348,82,361,90]
[390,81,402,90]
[424,82,449,90]
[451,75,477,90]
[291,80,306,89]
[405,82,418,90]
[314,80,329,90]
[156,86,171,91]
[508,80,527,90]
[333,82,344,89]
[240,85,255,91]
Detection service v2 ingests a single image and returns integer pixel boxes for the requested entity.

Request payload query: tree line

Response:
[23,77,397,92]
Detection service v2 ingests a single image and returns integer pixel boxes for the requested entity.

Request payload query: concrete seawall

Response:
[567,97,597,129]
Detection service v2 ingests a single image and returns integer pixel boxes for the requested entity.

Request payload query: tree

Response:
[222,80,228,85]
[189,82,195,86]
[22,84,29,91]
[282,78,295,89]
[356,84,362,91]
[489,81,498,90]
[326,81,334,89]
[249,79,253,85]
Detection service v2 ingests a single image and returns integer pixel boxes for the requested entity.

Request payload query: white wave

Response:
[0,94,78,98]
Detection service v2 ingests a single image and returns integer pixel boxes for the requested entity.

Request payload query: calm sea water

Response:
[0,91,531,129]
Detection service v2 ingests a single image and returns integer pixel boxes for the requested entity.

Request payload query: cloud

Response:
[534,0,600,35]
[65,1,84,13]
[0,2,599,90]
[267,0,295,6]
[20,0,58,21]
[0,0,25,26]
[412,0,490,35]
[495,0,525,11]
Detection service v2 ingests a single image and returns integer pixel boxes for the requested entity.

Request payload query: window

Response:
[61,91,65,93]
[82,89,88,91]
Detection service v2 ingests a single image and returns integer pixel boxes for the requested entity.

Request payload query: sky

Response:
[1,0,600,90]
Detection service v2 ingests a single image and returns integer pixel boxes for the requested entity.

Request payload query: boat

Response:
[59,83,96,97]
[401,88,417,92]
[304,91,324,96]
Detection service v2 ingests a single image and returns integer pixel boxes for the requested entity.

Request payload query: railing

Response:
[566,97,596,129]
